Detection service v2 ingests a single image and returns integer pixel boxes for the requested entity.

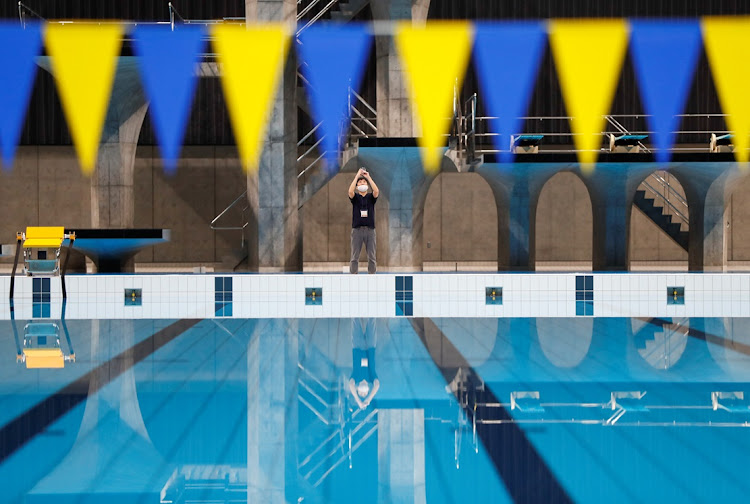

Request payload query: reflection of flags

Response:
[298,24,372,172]
[45,23,124,175]
[212,24,290,172]
[133,25,205,174]
[703,17,750,163]
[0,23,43,169]
[630,21,702,164]
[549,19,629,169]
[395,21,474,174]
[473,22,546,164]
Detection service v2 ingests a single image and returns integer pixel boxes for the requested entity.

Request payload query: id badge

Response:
[360,210,368,218]
[361,357,369,367]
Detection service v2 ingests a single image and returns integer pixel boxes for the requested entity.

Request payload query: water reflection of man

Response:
[349,318,379,410]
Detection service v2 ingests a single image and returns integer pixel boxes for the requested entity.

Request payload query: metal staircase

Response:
[633,172,690,251]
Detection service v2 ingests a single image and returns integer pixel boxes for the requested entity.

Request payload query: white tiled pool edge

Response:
[0,273,746,320]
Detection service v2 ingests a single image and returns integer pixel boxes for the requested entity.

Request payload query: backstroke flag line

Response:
[395,21,474,174]
[473,22,546,164]
[0,22,42,170]
[212,24,290,173]
[133,25,205,174]
[45,23,123,175]
[297,24,372,172]
[630,20,702,164]
[549,19,629,170]
[703,16,750,164]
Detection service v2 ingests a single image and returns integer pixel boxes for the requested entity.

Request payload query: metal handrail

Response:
[297,0,340,35]
[18,1,45,27]
[211,190,249,248]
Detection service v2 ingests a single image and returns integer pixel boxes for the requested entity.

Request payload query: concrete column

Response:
[247,319,299,503]
[245,0,301,272]
[377,409,426,504]
[91,60,148,231]
[673,163,738,272]
[477,165,559,271]
[371,0,430,138]
[585,165,652,271]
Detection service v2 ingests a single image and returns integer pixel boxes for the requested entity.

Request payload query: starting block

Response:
[17,322,76,369]
[10,227,76,300]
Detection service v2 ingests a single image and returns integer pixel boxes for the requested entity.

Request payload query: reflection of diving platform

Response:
[64,228,170,272]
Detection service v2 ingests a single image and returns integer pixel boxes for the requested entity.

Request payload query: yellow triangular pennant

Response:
[212,24,290,172]
[703,16,750,164]
[45,23,123,175]
[395,21,474,174]
[549,19,629,169]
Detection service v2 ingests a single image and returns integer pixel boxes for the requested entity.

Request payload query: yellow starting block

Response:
[16,322,76,370]
[10,226,76,300]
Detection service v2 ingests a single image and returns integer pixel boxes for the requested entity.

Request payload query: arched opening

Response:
[726,172,750,268]
[535,172,593,270]
[302,172,389,271]
[629,170,688,271]
[422,172,497,271]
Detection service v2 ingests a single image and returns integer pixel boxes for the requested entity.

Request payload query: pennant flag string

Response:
[297,24,372,173]
[549,19,630,170]
[395,21,474,174]
[133,25,205,174]
[212,23,290,173]
[630,20,702,164]
[45,23,124,175]
[703,16,750,164]
[0,22,43,170]
[473,22,546,165]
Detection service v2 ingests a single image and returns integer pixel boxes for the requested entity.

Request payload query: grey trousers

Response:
[350,227,376,274]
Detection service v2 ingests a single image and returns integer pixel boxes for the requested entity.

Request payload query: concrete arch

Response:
[535,171,593,267]
[629,170,689,269]
[422,172,498,267]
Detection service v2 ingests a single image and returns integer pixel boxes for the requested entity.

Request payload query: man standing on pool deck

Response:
[348,168,379,274]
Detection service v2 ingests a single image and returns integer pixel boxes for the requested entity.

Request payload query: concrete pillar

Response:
[584,165,653,271]
[673,163,738,272]
[358,145,450,270]
[371,0,430,138]
[377,409,426,504]
[247,319,299,503]
[477,164,560,271]
[91,61,148,234]
[245,0,301,272]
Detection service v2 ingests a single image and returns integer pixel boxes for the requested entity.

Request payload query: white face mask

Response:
[357,184,368,193]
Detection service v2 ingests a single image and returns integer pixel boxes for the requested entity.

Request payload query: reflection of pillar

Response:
[371,0,430,138]
[377,409,426,504]
[247,319,299,503]
[245,0,301,272]
[30,320,166,500]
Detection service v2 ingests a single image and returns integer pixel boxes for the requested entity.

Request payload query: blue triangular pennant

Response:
[473,22,546,164]
[0,22,42,169]
[297,24,372,171]
[133,25,205,174]
[630,21,702,163]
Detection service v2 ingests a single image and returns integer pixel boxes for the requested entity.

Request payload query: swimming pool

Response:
[1,273,749,503]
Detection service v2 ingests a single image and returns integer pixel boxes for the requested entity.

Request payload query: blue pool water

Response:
[1,315,750,503]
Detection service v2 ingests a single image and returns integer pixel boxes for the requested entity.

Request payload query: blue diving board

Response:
[63,228,170,273]
[512,134,544,147]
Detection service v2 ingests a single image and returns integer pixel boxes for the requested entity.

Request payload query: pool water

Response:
[1,312,749,504]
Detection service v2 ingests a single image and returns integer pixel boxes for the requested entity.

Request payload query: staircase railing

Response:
[297,86,377,179]
[210,190,249,249]
[297,0,340,35]
[642,172,690,227]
